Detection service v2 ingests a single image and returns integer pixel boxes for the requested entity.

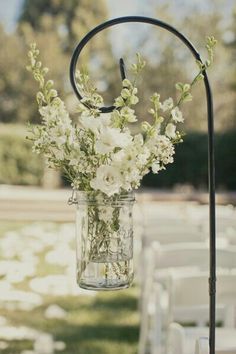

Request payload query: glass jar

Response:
[75,191,135,290]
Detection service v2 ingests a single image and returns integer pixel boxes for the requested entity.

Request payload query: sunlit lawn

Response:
[0,221,140,354]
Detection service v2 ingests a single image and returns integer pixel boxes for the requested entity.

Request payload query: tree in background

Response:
[19,0,118,112]
[222,6,236,130]
[138,2,235,132]
[229,8,236,90]
[0,0,235,131]
[0,25,39,123]
[181,4,236,131]
[0,0,116,124]
[106,4,190,133]
[20,0,106,50]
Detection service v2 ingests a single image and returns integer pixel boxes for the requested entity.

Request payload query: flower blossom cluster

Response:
[27,38,216,197]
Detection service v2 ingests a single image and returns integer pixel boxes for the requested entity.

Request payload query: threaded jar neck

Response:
[75,191,135,206]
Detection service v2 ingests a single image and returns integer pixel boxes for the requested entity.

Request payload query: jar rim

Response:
[75,190,135,204]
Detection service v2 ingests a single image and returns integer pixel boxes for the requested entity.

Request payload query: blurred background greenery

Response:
[0,0,235,190]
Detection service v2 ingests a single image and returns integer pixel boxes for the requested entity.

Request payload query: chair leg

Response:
[166,322,185,354]
[138,247,156,354]
[150,283,163,354]
[195,337,209,354]
[224,304,235,327]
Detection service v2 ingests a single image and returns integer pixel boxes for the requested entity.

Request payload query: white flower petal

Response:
[161,98,174,112]
[90,165,122,196]
[165,123,176,139]
[171,107,184,123]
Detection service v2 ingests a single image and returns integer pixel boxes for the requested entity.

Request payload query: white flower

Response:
[95,127,132,154]
[100,114,112,126]
[112,150,126,163]
[161,98,174,112]
[145,134,175,166]
[39,100,71,126]
[133,133,144,146]
[39,104,59,120]
[171,107,184,123]
[165,123,176,139]
[136,147,150,166]
[52,134,67,147]
[90,165,122,196]
[124,168,140,186]
[79,115,101,135]
[151,161,162,173]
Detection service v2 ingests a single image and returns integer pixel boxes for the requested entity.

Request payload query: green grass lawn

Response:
[2,289,139,354]
[0,221,140,354]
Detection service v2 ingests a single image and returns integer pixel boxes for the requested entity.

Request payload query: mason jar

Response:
[75,191,135,290]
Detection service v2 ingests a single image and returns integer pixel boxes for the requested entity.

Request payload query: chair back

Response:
[145,226,204,244]
[169,272,236,326]
[195,338,236,354]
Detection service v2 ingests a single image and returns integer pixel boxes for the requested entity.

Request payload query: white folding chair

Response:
[202,215,236,234]
[142,201,204,245]
[167,324,236,354]
[195,338,236,354]
[145,249,236,354]
[155,243,236,272]
[168,272,236,327]
[153,243,236,304]
[144,226,205,244]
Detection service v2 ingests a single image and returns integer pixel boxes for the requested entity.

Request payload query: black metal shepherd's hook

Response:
[69,16,216,354]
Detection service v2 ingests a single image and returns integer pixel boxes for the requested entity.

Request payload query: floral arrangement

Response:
[26,37,216,198]
[26,38,216,289]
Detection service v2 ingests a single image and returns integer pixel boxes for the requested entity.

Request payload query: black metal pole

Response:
[69,16,216,354]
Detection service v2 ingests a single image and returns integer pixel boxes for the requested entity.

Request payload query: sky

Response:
[0,0,23,32]
[0,0,234,33]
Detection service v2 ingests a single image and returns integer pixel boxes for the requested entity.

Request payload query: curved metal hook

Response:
[69,16,203,113]
[69,16,216,354]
